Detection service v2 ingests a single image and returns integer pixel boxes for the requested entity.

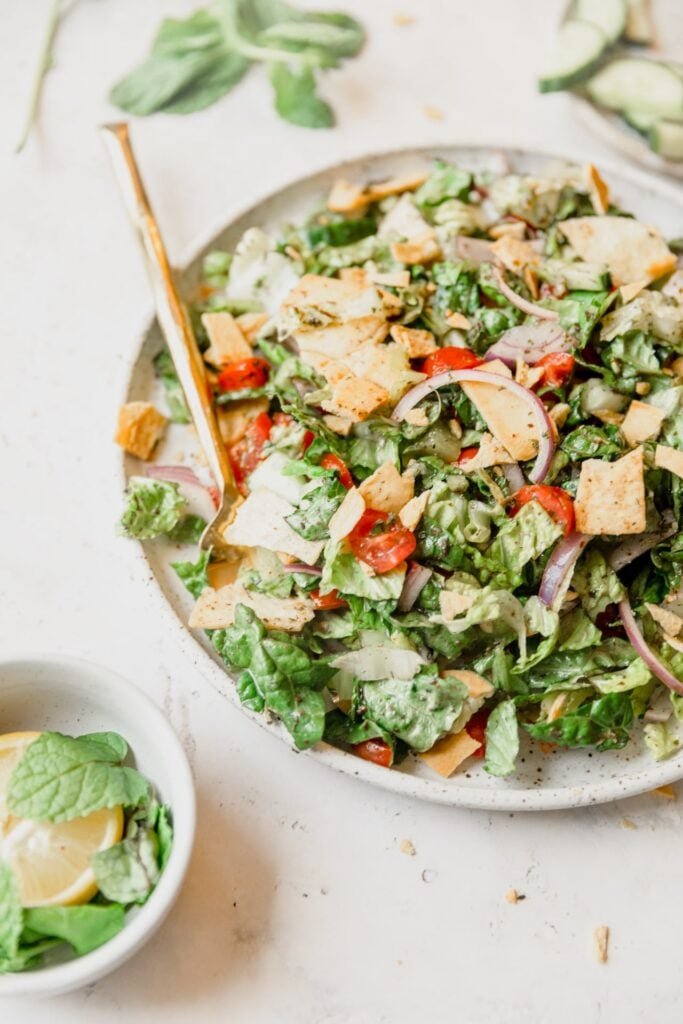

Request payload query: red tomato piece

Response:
[350,509,388,538]
[457,446,479,467]
[349,523,416,574]
[228,411,272,488]
[421,347,484,376]
[465,710,489,758]
[272,412,293,428]
[536,352,575,388]
[302,430,315,452]
[217,357,270,392]
[310,588,348,611]
[352,738,393,768]
[512,484,575,537]
[320,453,354,489]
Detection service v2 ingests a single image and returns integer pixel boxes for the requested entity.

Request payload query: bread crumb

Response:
[593,925,609,963]
[653,784,676,800]
[423,105,444,121]
[621,817,637,830]
[505,888,525,904]
[394,12,414,26]
[399,839,416,856]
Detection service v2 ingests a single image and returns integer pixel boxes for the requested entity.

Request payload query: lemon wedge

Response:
[0,731,124,907]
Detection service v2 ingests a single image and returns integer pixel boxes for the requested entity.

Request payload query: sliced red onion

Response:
[492,267,559,321]
[608,513,677,571]
[286,563,323,576]
[146,464,204,488]
[392,369,556,484]
[456,236,494,265]
[619,595,683,696]
[397,563,433,613]
[485,321,570,368]
[502,462,525,495]
[539,532,592,609]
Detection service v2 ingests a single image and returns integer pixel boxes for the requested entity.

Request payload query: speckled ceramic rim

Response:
[117,138,683,812]
[0,654,196,998]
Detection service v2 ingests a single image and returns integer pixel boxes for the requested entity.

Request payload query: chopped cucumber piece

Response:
[538,259,610,292]
[625,0,654,45]
[539,20,607,93]
[586,59,683,119]
[573,0,626,45]
[622,108,657,132]
[650,121,683,161]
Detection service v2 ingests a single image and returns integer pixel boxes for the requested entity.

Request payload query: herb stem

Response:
[16,0,63,154]
[215,0,309,68]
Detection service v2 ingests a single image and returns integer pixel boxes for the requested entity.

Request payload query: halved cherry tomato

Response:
[217,357,270,392]
[465,710,489,758]
[350,509,388,538]
[457,446,479,467]
[320,453,354,489]
[228,411,272,488]
[421,347,484,376]
[310,588,348,611]
[302,430,315,453]
[512,484,575,536]
[352,738,393,768]
[349,521,416,574]
[536,352,575,388]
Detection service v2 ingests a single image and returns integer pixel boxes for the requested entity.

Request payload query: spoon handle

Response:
[100,122,239,510]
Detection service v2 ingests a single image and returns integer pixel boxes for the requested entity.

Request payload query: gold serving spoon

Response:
[101,122,239,561]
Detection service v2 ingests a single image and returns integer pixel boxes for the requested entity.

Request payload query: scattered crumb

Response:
[399,839,416,856]
[421,868,437,884]
[393,13,415,26]
[539,742,557,755]
[423,105,444,121]
[505,888,526,904]
[621,817,637,830]
[593,925,609,964]
[653,784,676,800]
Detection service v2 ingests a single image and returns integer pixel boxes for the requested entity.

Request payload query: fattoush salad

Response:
[116,156,683,779]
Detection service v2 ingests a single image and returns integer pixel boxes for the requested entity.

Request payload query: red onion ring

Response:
[608,513,677,571]
[397,563,433,613]
[485,321,570,368]
[455,236,494,265]
[539,532,592,609]
[619,595,683,696]
[392,369,556,484]
[286,563,323,576]
[492,267,559,321]
[146,465,205,488]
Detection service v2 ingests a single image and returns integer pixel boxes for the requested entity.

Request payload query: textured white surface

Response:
[2,0,683,1021]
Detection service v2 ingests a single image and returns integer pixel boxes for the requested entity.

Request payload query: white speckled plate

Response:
[120,143,683,811]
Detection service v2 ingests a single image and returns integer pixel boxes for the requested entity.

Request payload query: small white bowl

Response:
[0,654,196,998]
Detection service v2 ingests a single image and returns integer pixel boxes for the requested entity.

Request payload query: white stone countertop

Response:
[2,1,682,1021]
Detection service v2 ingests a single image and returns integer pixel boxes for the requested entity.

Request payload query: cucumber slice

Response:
[573,0,626,45]
[586,59,683,119]
[622,108,658,132]
[650,121,683,160]
[539,20,607,93]
[625,0,655,45]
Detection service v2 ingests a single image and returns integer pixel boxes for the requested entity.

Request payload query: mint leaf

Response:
[110,51,225,116]
[161,50,250,114]
[119,478,186,540]
[92,829,160,905]
[269,63,333,128]
[24,905,126,956]
[484,700,519,777]
[262,15,364,57]
[0,863,23,960]
[8,732,150,823]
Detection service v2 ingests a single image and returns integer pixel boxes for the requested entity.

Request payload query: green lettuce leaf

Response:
[526,692,634,751]
[320,539,405,602]
[362,669,468,752]
[643,720,681,761]
[120,478,186,540]
[415,160,472,207]
[572,549,625,620]
[484,699,519,777]
[172,549,211,599]
[286,475,345,540]
[557,607,602,651]
[23,905,126,957]
[481,502,563,588]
